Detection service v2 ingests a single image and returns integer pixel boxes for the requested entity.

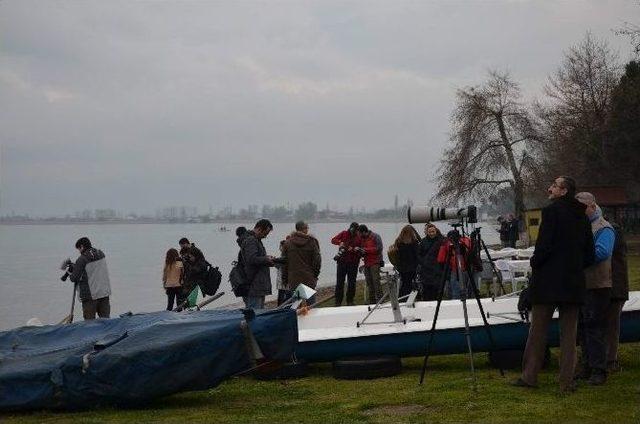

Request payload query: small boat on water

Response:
[295,291,640,362]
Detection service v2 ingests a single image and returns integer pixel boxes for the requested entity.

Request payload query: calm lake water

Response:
[0,221,499,330]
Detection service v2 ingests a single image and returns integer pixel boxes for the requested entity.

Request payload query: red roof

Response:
[579,186,629,206]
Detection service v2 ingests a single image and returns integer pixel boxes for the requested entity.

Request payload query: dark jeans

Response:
[277,289,293,306]
[82,297,111,320]
[399,271,416,299]
[165,287,182,311]
[243,296,265,309]
[335,261,358,305]
[579,288,611,372]
[606,300,625,363]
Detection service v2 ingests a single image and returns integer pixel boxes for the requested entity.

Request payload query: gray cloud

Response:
[0,0,636,215]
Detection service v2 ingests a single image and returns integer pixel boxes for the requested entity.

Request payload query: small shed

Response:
[524,209,542,245]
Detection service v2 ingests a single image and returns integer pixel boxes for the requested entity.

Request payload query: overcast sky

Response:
[0,1,637,216]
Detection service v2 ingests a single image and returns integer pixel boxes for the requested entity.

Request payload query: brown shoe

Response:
[510,378,537,388]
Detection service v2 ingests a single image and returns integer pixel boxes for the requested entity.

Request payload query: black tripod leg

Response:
[480,238,506,296]
[419,254,450,385]
[457,264,477,389]
[466,266,505,377]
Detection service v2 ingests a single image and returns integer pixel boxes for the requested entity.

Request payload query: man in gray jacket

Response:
[241,219,275,309]
[69,237,112,320]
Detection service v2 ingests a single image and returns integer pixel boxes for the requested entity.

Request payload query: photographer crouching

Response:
[67,237,112,320]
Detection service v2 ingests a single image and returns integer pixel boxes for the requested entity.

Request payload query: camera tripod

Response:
[469,227,507,298]
[418,224,504,388]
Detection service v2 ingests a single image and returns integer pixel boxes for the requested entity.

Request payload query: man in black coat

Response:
[241,219,276,309]
[512,176,594,392]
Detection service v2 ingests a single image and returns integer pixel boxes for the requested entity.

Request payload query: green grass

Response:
[3,256,640,423]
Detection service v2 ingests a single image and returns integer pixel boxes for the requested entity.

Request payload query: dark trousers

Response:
[579,288,611,372]
[606,300,625,363]
[521,304,579,389]
[335,261,358,305]
[399,271,416,298]
[420,284,440,301]
[166,287,181,311]
[277,289,294,306]
[82,296,111,320]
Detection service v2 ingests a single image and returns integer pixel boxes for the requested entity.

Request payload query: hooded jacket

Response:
[69,247,112,302]
[529,195,595,305]
[282,232,322,289]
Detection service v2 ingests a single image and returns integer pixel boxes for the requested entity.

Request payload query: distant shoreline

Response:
[0,218,409,226]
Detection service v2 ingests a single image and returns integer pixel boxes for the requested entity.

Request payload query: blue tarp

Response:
[0,308,298,411]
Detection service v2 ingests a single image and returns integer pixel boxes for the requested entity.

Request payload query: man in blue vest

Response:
[574,193,616,386]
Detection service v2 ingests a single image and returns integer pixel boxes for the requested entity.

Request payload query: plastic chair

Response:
[494,259,528,292]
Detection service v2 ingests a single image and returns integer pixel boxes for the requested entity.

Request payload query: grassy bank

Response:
[3,257,640,423]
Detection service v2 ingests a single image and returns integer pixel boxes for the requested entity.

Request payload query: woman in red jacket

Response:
[436,231,473,299]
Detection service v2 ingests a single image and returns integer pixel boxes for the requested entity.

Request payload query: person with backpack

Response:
[163,248,184,310]
[240,219,276,309]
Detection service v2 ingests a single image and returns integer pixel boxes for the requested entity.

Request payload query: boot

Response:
[574,365,591,380]
[587,369,607,386]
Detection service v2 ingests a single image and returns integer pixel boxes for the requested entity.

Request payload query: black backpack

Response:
[199,262,222,296]
[229,251,250,297]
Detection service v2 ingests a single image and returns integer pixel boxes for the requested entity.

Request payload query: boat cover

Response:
[0,308,298,411]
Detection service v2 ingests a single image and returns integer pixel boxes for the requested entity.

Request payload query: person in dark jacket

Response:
[241,219,275,309]
[506,213,520,248]
[282,221,322,305]
[180,244,208,305]
[497,216,510,248]
[513,176,595,392]
[417,223,444,301]
[68,237,112,320]
[179,237,205,263]
[393,225,421,298]
[605,221,629,372]
[331,222,362,306]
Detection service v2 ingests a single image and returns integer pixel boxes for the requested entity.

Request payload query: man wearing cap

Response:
[574,193,616,385]
[331,222,362,306]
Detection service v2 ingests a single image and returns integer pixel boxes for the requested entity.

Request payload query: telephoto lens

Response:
[407,205,477,224]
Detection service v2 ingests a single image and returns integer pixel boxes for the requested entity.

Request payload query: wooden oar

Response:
[59,283,77,325]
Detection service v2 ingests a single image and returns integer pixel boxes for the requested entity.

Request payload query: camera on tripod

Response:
[60,258,74,281]
[407,205,477,224]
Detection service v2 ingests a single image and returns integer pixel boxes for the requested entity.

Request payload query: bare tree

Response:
[434,71,540,219]
[537,32,620,183]
[616,1,640,55]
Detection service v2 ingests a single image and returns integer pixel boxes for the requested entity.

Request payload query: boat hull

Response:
[296,296,640,362]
